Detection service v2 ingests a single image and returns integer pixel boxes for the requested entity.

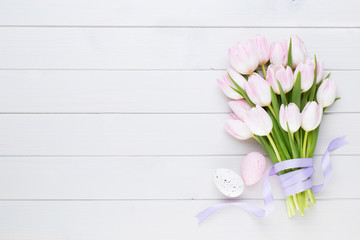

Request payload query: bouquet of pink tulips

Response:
[217,35,338,217]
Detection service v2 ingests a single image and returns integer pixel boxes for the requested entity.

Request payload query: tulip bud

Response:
[244,106,273,136]
[266,64,294,94]
[317,78,336,107]
[255,36,269,65]
[230,112,240,120]
[217,72,246,99]
[229,99,252,121]
[294,62,315,92]
[290,35,307,68]
[225,118,253,140]
[306,58,324,83]
[229,39,259,75]
[301,101,323,131]
[279,103,301,133]
[245,73,271,106]
[269,41,288,66]
[227,68,247,89]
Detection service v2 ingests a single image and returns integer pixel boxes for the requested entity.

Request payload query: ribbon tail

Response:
[195,167,276,223]
[262,167,275,215]
[195,203,229,224]
[195,202,266,224]
[312,136,348,194]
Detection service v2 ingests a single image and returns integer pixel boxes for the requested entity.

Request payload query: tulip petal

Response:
[225,118,253,140]
[244,106,273,136]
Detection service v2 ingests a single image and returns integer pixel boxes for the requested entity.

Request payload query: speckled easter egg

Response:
[241,152,266,185]
[213,168,244,197]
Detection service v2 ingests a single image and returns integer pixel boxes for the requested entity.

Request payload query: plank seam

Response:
[0,69,359,71]
[0,25,359,29]
[0,112,355,115]
[0,198,358,201]
[0,153,356,157]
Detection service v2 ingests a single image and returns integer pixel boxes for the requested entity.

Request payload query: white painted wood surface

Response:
[0,70,356,113]
[0,28,358,70]
[0,0,359,239]
[0,156,358,199]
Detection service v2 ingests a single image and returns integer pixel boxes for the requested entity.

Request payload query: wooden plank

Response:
[0,155,357,199]
[0,0,359,27]
[0,28,358,70]
[0,70,354,113]
[0,199,359,239]
[0,114,355,156]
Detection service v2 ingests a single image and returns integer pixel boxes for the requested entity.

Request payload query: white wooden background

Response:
[0,0,359,239]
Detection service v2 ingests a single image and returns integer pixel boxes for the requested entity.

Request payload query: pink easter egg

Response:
[241,152,266,185]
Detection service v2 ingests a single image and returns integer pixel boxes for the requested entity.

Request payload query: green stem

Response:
[262,64,267,78]
[299,192,305,215]
[306,189,316,205]
[302,131,309,157]
[295,131,302,155]
[292,195,299,210]
[286,198,292,217]
[267,134,281,161]
[268,104,275,117]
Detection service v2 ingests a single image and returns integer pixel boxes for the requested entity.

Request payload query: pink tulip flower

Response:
[306,58,324,83]
[269,41,288,66]
[244,106,273,136]
[245,73,271,106]
[294,61,315,92]
[290,35,307,68]
[227,68,247,89]
[317,78,336,107]
[229,99,252,121]
[225,118,253,140]
[266,64,294,94]
[229,39,259,75]
[217,71,246,99]
[279,103,301,133]
[301,101,323,131]
[255,36,270,65]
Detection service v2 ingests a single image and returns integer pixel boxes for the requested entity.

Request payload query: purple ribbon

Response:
[195,136,347,223]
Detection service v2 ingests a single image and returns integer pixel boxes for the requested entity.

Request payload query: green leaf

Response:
[255,136,278,164]
[277,81,288,105]
[270,87,280,120]
[267,108,291,159]
[287,38,292,68]
[287,124,299,158]
[325,73,331,79]
[271,132,286,160]
[291,71,301,108]
[307,127,320,157]
[316,79,323,88]
[227,73,255,107]
[294,131,302,155]
[229,86,244,97]
[300,91,310,111]
[229,86,255,107]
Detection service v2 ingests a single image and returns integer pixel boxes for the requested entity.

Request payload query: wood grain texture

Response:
[0,113,355,156]
[0,155,357,199]
[0,70,355,113]
[0,0,359,27]
[0,200,359,240]
[0,0,358,238]
[0,28,359,70]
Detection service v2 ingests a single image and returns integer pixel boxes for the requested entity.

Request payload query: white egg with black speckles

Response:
[213,168,245,197]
